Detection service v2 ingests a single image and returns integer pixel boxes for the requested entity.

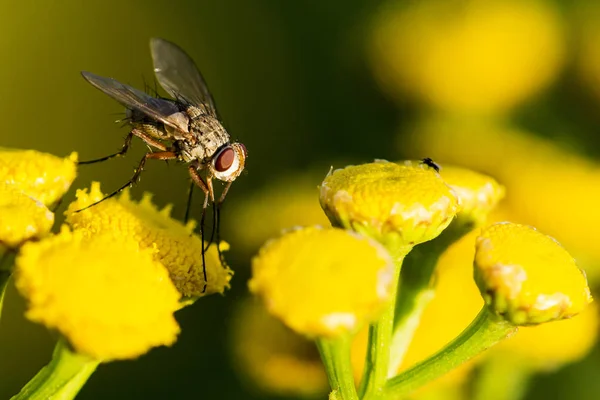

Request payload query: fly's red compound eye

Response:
[215,147,235,172]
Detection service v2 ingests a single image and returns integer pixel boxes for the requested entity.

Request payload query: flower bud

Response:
[320,161,458,250]
[474,222,592,325]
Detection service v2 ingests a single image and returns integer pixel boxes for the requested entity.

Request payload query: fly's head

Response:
[209,142,247,182]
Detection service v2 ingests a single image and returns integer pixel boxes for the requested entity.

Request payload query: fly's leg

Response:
[78,128,168,165]
[188,166,213,293]
[184,180,195,224]
[78,131,134,165]
[75,150,178,212]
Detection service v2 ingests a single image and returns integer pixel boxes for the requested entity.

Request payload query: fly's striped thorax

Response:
[185,106,231,162]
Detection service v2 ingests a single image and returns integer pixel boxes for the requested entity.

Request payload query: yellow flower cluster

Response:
[403,117,600,282]
[66,183,232,297]
[15,227,181,360]
[0,149,77,248]
[0,183,54,247]
[1,147,234,362]
[0,147,77,205]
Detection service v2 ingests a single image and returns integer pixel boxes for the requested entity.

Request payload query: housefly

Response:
[80,38,247,292]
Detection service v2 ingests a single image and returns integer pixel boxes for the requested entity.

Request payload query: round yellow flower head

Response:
[65,183,232,298]
[320,161,458,250]
[249,226,395,337]
[494,301,598,371]
[0,148,77,205]
[370,0,565,113]
[474,223,592,325]
[230,298,327,396]
[14,227,181,360]
[441,166,505,229]
[0,183,54,248]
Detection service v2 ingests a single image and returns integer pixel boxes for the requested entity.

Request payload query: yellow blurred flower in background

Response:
[0,148,77,206]
[65,183,231,298]
[15,227,181,361]
[493,301,599,371]
[226,172,330,253]
[230,297,328,397]
[402,116,600,282]
[369,0,565,114]
[0,183,54,248]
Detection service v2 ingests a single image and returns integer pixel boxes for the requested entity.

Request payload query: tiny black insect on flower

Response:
[420,157,441,173]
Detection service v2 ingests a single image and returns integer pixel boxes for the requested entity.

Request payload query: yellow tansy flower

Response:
[15,227,181,360]
[320,161,458,250]
[230,297,328,396]
[370,0,565,113]
[474,222,592,325]
[249,226,395,337]
[0,183,54,248]
[65,183,231,297]
[0,148,77,205]
[440,165,504,229]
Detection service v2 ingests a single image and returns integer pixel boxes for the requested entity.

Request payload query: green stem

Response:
[317,335,359,400]
[359,251,407,400]
[388,221,474,376]
[472,354,532,400]
[11,338,100,400]
[0,250,16,321]
[382,308,516,399]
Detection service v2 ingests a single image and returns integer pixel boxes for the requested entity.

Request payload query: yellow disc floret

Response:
[0,148,77,205]
[249,226,395,337]
[65,183,232,297]
[440,166,505,229]
[14,227,181,360]
[474,223,592,325]
[0,183,54,248]
[320,161,458,249]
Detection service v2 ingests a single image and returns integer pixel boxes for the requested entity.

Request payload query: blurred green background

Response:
[1,0,600,399]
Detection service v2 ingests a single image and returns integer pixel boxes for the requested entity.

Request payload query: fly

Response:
[80,38,247,293]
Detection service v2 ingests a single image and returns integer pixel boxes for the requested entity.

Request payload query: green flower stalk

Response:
[383,222,592,398]
[319,161,459,399]
[389,165,505,375]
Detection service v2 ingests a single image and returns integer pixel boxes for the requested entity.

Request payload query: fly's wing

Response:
[150,38,218,116]
[81,71,189,133]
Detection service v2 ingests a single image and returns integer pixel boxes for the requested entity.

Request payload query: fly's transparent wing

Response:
[150,37,218,116]
[81,71,188,133]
